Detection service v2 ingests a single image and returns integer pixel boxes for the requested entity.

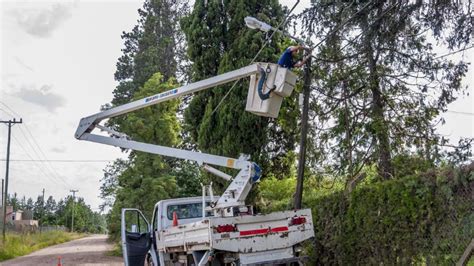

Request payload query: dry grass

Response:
[0,231,85,261]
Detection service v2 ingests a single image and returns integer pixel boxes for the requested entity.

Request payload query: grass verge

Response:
[0,231,85,261]
[106,242,123,257]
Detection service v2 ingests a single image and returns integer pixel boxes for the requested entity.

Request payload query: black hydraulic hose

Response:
[257,68,275,100]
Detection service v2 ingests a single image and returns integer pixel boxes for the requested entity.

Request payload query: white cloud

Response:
[11,84,66,112]
[51,146,67,153]
[1,1,141,210]
[11,3,73,38]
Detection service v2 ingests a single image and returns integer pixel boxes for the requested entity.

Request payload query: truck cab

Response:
[153,197,216,232]
[122,197,216,266]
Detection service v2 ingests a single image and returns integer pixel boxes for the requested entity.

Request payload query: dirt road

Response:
[0,234,123,266]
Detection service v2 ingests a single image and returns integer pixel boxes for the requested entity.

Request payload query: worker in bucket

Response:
[277,45,312,69]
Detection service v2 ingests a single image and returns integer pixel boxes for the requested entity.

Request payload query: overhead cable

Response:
[210,0,301,115]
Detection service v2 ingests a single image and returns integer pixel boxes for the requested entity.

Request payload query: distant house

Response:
[12,210,23,221]
[4,206,38,232]
[5,206,11,221]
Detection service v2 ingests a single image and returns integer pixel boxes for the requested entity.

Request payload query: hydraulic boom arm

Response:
[75,64,261,140]
[74,62,296,216]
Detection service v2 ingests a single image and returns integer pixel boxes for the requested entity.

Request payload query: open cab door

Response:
[121,208,152,266]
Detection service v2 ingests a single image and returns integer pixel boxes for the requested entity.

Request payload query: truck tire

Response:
[146,253,155,266]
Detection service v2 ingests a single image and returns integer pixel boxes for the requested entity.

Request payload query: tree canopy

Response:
[6,193,105,233]
[299,0,473,180]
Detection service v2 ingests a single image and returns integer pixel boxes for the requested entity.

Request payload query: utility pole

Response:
[70,189,78,232]
[1,118,22,242]
[294,53,312,210]
[1,179,3,207]
[40,188,45,233]
[1,179,3,235]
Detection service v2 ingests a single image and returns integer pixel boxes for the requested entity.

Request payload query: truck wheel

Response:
[146,253,154,266]
[187,254,195,266]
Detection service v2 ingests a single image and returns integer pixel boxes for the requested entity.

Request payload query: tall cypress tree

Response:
[106,74,181,239]
[181,0,296,179]
[109,0,186,124]
[99,0,189,238]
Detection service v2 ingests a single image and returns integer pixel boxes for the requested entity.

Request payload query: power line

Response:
[211,0,378,115]
[210,0,302,115]
[446,110,474,116]
[312,2,400,62]
[11,134,70,189]
[22,126,74,187]
[14,127,72,188]
[0,108,15,118]
[0,102,19,118]
[309,0,376,51]
[0,102,72,188]
[434,44,474,59]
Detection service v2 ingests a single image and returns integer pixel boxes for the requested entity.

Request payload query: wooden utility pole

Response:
[1,118,22,242]
[40,188,45,233]
[1,179,3,235]
[1,179,3,207]
[294,54,312,210]
[70,189,78,232]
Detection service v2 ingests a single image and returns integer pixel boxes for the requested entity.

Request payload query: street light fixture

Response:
[244,16,272,32]
[244,16,305,45]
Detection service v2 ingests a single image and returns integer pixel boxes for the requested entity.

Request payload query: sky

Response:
[0,0,473,212]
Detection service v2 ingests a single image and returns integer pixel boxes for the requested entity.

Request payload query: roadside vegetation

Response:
[0,231,84,261]
[107,242,123,257]
[6,193,107,233]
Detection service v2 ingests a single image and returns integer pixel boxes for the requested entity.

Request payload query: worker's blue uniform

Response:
[277,48,295,69]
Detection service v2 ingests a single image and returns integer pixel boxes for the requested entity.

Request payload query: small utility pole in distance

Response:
[70,189,78,232]
[1,179,3,236]
[1,179,3,207]
[40,188,45,233]
[1,118,22,242]
[294,53,312,210]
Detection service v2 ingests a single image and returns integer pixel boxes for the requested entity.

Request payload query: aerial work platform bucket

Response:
[245,63,297,118]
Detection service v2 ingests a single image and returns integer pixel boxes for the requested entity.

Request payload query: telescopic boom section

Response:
[74,63,264,171]
[74,64,261,140]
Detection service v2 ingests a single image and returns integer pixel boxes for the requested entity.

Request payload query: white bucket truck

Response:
[75,63,314,265]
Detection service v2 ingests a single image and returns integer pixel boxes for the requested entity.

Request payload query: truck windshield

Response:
[167,202,213,220]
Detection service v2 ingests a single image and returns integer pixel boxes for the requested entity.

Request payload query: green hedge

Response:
[257,163,474,265]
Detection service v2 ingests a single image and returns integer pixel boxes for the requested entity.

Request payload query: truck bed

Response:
[156,209,314,254]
